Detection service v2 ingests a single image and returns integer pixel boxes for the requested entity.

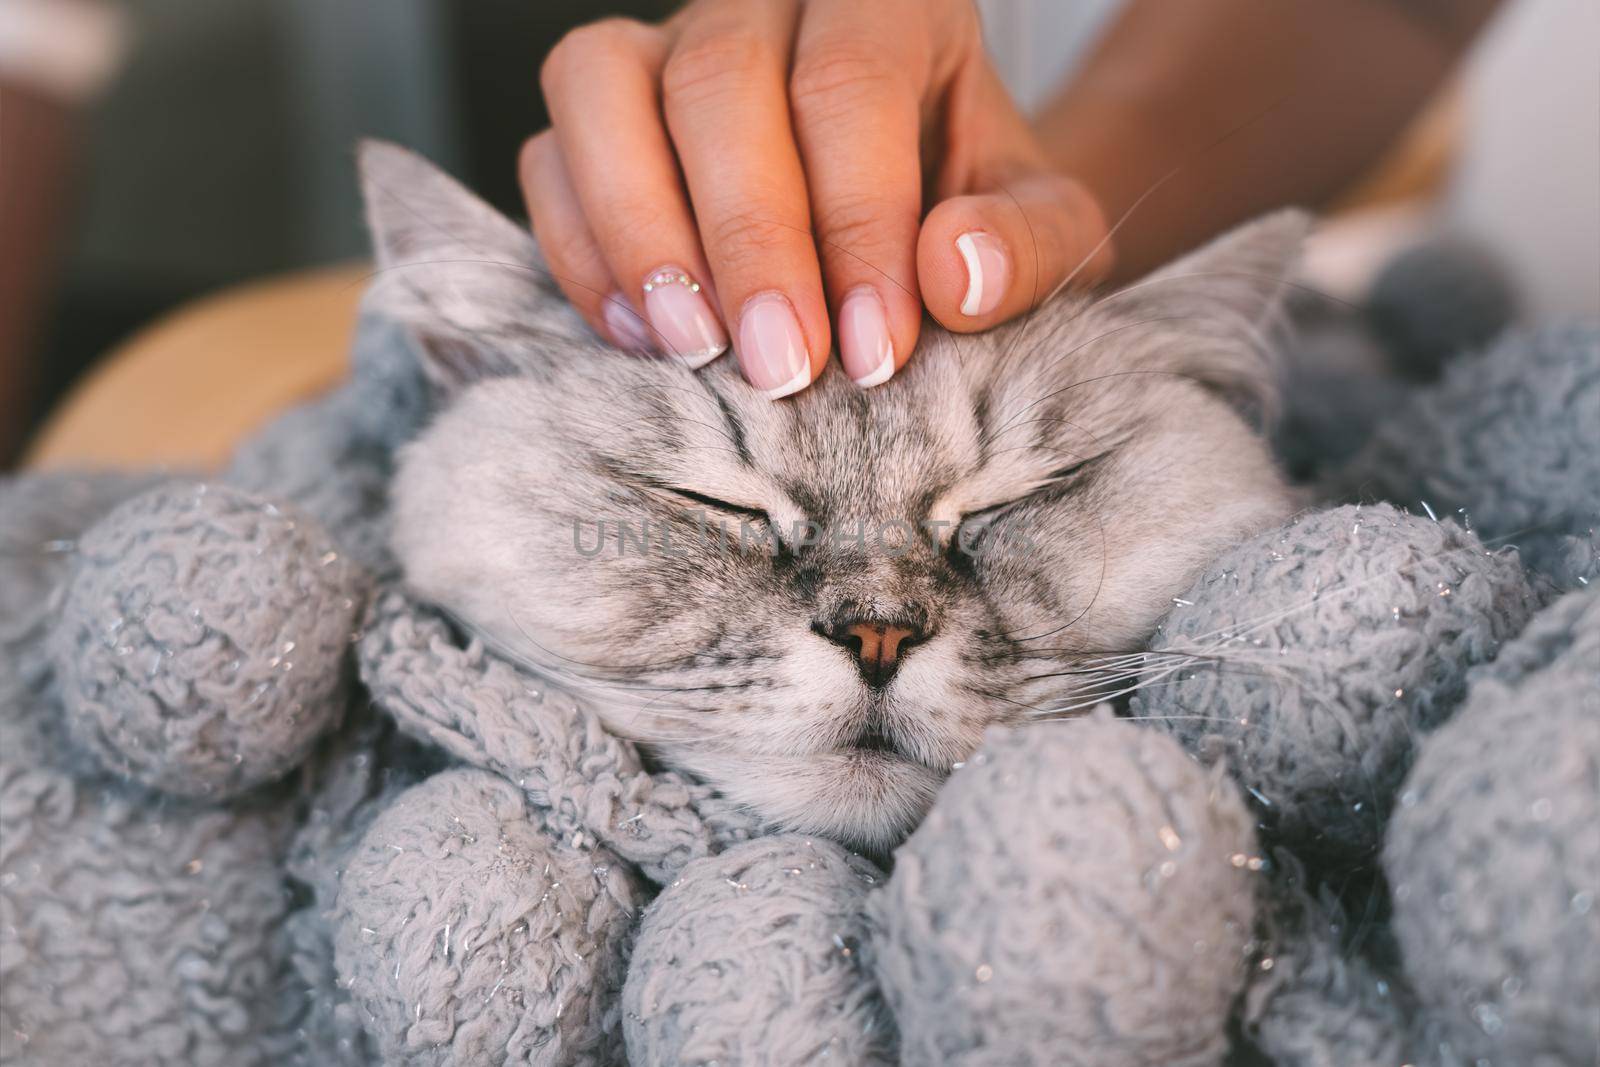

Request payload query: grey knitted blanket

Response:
[1,298,1595,1066]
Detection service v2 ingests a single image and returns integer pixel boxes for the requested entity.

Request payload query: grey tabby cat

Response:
[364,141,1300,851]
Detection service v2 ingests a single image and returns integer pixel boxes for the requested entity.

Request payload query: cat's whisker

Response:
[995,354,1240,444]
[492,601,726,676]
[1043,91,1294,316]
[979,440,1100,467]
[1001,510,1108,644]
[623,411,741,449]
[984,413,1104,449]
[486,635,692,693]
[1017,653,1245,687]
[1147,546,1487,658]
[1013,510,1547,682]
[1046,649,1245,710]
[1094,269,1360,316]
[480,626,718,712]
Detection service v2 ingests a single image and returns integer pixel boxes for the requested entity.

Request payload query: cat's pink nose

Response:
[818,618,927,688]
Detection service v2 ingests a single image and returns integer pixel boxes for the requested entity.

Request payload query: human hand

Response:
[523,0,1113,397]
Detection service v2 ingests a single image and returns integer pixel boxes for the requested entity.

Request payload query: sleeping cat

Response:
[361,141,1300,852]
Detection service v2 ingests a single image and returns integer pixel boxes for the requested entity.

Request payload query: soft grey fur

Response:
[868,715,1258,1066]
[1131,502,1539,860]
[362,142,1301,852]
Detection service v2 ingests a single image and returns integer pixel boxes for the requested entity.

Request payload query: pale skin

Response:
[522,0,1500,398]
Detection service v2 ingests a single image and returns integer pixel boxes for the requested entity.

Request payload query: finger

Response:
[519,132,653,352]
[917,49,1113,332]
[789,0,943,388]
[662,0,830,398]
[541,17,729,367]
[918,169,1113,332]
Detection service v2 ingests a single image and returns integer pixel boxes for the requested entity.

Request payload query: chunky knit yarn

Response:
[1132,504,1539,860]
[624,836,891,1066]
[1335,323,1600,591]
[50,483,363,798]
[2,290,1596,1065]
[871,717,1259,1067]
[1386,589,1600,1066]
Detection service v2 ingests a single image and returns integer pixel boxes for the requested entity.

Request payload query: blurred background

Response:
[1,0,1596,469]
[0,0,673,466]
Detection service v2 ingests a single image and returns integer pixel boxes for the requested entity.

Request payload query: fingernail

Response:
[838,287,895,388]
[602,293,653,352]
[955,231,1010,317]
[642,266,727,368]
[737,292,812,399]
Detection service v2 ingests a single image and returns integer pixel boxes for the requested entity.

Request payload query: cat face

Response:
[363,142,1299,851]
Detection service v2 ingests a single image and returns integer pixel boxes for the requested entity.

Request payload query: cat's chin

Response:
[665,747,946,854]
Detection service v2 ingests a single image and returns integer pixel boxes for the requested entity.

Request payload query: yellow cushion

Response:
[25,263,369,472]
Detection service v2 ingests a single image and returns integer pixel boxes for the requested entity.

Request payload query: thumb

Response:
[916,59,1114,331]
[918,169,1114,333]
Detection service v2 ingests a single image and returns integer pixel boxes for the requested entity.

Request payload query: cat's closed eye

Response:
[973,456,1100,518]
[654,484,769,523]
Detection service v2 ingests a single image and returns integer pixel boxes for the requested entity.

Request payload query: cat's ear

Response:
[1114,209,1312,421]
[358,139,576,389]
[1136,209,1310,323]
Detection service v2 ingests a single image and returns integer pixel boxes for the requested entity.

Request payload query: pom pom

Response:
[1365,236,1516,382]
[622,836,891,1067]
[1386,589,1600,1064]
[1273,304,1408,480]
[333,768,644,1065]
[1335,322,1600,589]
[1132,504,1538,859]
[1237,852,1413,1063]
[871,717,1258,1067]
[49,482,363,798]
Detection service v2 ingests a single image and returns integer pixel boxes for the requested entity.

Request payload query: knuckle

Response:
[704,210,800,266]
[788,43,902,119]
[543,231,603,282]
[661,30,777,107]
[516,130,554,180]
[529,217,606,287]
[812,192,898,250]
[541,18,651,95]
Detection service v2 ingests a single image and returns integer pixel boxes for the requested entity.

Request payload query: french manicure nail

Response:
[602,293,653,352]
[738,292,811,399]
[642,266,728,368]
[839,287,894,388]
[955,231,1010,317]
